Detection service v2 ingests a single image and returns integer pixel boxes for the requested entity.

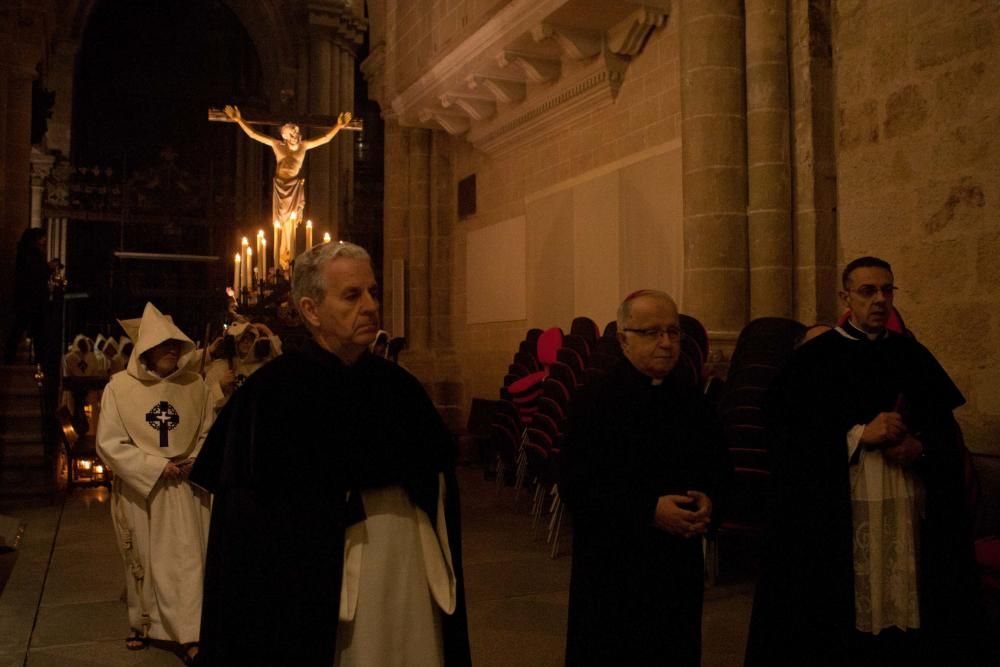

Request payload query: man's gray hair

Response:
[616,290,678,329]
[292,241,371,307]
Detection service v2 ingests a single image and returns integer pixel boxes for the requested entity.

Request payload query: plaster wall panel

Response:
[525,189,575,330]
[619,146,684,306]
[465,216,526,324]
[572,171,621,327]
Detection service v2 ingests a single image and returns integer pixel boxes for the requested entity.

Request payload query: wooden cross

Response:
[207,107,363,132]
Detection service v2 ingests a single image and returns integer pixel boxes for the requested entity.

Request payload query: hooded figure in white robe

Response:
[203,322,282,409]
[64,335,100,377]
[96,302,213,648]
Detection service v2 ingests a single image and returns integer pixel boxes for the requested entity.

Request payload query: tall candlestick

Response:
[290,212,298,258]
[256,230,263,266]
[245,247,253,290]
[261,239,267,281]
[306,220,313,249]
[234,253,241,293]
[273,220,281,269]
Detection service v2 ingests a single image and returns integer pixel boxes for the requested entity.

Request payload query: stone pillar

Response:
[429,130,453,349]
[30,149,54,229]
[746,0,793,318]
[381,118,407,337]
[308,30,334,239]
[339,45,355,234]
[406,128,431,352]
[1,61,36,342]
[680,0,749,335]
[789,0,838,324]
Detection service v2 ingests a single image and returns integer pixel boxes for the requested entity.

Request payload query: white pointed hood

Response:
[128,303,196,381]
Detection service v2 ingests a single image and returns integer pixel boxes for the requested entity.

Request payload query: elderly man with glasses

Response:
[746,256,985,666]
[561,289,731,666]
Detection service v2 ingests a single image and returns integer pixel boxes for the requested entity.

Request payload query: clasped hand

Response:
[161,458,194,481]
[653,491,712,539]
[860,411,923,466]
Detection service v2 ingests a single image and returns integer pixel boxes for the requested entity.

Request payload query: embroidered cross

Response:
[145,401,180,447]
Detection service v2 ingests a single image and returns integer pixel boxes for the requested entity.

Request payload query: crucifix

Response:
[208,106,363,270]
[145,401,180,448]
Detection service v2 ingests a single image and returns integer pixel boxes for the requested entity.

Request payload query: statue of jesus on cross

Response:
[224,104,352,269]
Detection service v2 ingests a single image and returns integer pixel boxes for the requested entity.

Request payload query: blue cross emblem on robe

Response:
[145,401,180,447]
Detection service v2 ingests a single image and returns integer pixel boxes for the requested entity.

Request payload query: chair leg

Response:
[513,450,527,510]
[546,490,560,543]
[550,504,564,559]
[531,482,546,536]
[495,457,506,496]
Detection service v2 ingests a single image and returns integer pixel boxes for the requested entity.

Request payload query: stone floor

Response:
[0,467,755,666]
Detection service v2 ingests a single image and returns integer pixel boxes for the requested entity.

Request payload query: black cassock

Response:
[745,325,986,666]
[561,360,731,666]
[190,339,471,666]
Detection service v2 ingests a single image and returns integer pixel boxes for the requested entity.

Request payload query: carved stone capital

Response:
[308,0,368,49]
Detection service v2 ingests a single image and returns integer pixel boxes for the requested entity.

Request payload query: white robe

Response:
[96,303,214,644]
[335,475,457,667]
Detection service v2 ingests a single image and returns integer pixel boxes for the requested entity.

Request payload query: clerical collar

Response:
[838,319,886,342]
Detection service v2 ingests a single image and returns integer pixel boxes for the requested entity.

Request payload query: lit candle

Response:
[81,459,92,470]
[273,220,281,268]
[234,253,241,292]
[323,232,332,243]
[256,230,263,267]
[245,247,253,290]
[306,220,313,249]
[94,464,104,476]
[261,239,267,281]
[290,212,298,258]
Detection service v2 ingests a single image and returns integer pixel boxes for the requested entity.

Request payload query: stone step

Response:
[0,439,47,466]
[0,367,41,393]
[0,387,41,411]
[0,411,44,435]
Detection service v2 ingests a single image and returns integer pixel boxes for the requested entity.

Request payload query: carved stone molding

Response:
[468,51,629,156]
[389,0,670,156]
[308,0,367,50]
[608,5,669,56]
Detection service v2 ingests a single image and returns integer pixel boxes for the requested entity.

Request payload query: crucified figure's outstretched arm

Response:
[302,112,353,150]
[224,105,280,148]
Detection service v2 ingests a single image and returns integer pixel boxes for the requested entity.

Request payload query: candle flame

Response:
[274,219,280,228]
[235,254,240,262]
[242,237,249,245]
[306,219,313,229]
[290,212,298,221]
[323,232,332,243]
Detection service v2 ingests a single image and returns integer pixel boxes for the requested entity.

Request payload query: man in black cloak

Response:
[745,256,985,666]
[561,290,731,666]
[190,241,470,666]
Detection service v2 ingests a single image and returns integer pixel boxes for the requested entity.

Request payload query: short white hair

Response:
[291,241,371,308]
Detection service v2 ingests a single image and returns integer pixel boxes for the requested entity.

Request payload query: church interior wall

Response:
[447,21,683,409]
[831,0,1000,453]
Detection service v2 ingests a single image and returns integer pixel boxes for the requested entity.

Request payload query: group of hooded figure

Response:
[63,333,133,377]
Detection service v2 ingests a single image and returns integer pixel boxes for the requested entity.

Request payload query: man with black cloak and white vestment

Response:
[190,241,470,666]
[561,289,732,666]
[745,256,986,666]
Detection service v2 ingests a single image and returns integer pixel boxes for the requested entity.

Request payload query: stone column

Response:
[308,29,334,240]
[406,128,431,352]
[680,0,748,337]
[429,130,452,348]
[382,118,408,338]
[1,62,36,342]
[339,45,355,234]
[30,149,54,229]
[746,0,793,318]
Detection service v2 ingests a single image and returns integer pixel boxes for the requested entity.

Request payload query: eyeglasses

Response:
[849,285,898,299]
[621,327,682,341]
